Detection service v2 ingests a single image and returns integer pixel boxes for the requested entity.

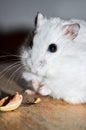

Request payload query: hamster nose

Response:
[32,60,46,68]
[31,60,46,73]
[39,60,47,67]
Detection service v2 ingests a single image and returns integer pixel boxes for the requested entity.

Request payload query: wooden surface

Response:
[0,63,86,130]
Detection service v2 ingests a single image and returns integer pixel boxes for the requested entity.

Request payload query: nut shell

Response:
[0,92,23,111]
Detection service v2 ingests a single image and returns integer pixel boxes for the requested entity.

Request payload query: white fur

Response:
[21,13,86,104]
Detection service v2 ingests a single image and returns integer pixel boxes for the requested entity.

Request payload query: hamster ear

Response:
[62,23,80,40]
[35,12,46,27]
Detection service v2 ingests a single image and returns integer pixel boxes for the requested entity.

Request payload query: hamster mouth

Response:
[24,63,47,77]
[24,66,31,72]
[31,70,46,78]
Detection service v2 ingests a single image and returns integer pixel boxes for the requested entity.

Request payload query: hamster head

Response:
[21,13,80,78]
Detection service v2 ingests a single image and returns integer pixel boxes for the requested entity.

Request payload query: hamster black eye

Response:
[48,44,57,53]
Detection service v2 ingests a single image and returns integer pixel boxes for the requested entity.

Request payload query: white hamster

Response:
[21,13,86,104]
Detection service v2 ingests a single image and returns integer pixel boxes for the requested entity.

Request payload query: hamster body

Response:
[21,13,86,104]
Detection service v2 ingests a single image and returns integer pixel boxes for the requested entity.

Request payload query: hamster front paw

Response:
[32,80,51,96]
[32,80,40,92]
[38,86,51,96]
